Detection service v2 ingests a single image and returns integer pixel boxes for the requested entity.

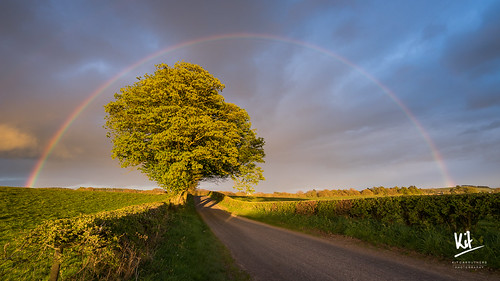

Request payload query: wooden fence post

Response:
[49,247,62,281]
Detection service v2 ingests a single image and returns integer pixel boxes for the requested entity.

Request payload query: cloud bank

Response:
[1,0,499,191]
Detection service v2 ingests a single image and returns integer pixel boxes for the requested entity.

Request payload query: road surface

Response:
[195,196,499,281]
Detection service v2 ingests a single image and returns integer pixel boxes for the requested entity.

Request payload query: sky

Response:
[1,0,499,193]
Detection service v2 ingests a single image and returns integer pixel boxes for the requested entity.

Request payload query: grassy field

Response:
[229,195,383,202]
[229,196,309,202]
[0,186,172,245]
[0,187,249,280]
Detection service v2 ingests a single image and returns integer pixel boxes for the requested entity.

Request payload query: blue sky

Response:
[1,0,499,192]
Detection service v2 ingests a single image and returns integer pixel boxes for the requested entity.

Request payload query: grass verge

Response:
[214,192,500,270]
[136,195,250,281]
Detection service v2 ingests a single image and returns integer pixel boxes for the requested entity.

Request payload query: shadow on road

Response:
[196,196,220,208]
[193,195,497,281]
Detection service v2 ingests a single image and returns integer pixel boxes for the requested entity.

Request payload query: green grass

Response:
[247,213,499,268]
[0,186,172,245]
[1,201,172,280]
[311,195,382,200]
[137,196,250,281]
[0,187,249,280]
[229,195,309,202]
[230,195,382,202]
[215,193,500,269]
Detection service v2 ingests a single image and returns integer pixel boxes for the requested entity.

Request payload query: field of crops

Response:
[212,192,500,269]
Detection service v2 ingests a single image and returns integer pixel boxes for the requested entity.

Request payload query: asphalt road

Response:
[195,196,499,281]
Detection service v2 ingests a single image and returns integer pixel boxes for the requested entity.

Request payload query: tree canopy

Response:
[104,62,265,194]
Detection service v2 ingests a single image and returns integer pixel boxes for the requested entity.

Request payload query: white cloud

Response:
[0,124,37,152]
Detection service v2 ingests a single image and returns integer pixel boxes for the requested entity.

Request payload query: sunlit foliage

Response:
[104,62,265,193]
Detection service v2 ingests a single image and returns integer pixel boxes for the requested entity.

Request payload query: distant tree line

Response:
[77,187,166,194]
[217,186,424,198]
[216,185,498,198]
[292,186,424,198]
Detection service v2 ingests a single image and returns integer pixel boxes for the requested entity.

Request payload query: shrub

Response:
[1,202,171,280]
[216,192,500,231]
[212,191,500,269]
[295,201,318,216]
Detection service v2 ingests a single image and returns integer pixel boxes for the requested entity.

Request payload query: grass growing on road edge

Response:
[212,192,500,270]
[136,195,251,281]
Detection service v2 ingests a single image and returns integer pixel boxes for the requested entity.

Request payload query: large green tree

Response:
[104,62,265,194]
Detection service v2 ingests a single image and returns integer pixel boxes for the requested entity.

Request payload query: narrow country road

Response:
[194,196,499,281]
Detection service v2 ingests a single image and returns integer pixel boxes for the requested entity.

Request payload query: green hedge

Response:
[211,192,500,230]
[324,194,500,230]
[1,201,171,280]
[210,192,500,269]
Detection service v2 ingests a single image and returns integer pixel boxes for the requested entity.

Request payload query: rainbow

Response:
[25,32,455,188]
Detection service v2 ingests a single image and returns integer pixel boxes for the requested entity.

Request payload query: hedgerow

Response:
[212,192,500,230]
[210,192,500,268]
[1,201,171,280]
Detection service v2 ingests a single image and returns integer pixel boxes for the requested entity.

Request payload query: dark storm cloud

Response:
[437,2,500,113]
[443,2,500,77]
[462,120,500,135]
[420,23,448,42]
[140,0,286,40]
[1,0,499,190]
